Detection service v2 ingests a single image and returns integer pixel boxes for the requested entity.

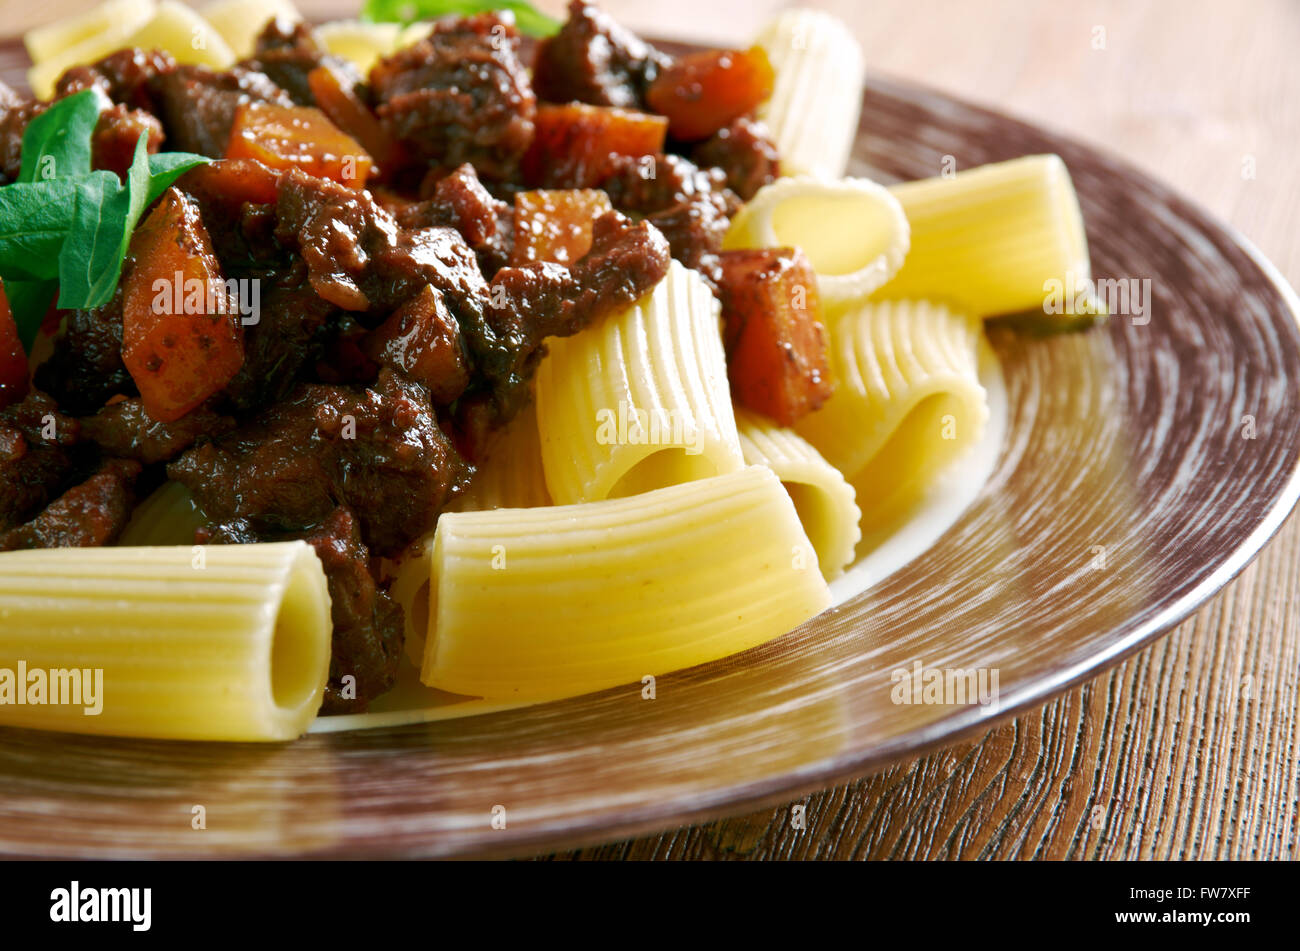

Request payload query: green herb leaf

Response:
[0,96,212,349]
[17,89,105,184]
[146,151,213,204]
[360,0,561,37]
[0,179,81,280]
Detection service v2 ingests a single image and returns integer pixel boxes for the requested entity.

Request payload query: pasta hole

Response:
[771,192,897,276]
[269,573,329,711]
[609,449,719,498]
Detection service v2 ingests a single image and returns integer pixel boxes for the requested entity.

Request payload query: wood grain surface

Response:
[5,0,1298,861]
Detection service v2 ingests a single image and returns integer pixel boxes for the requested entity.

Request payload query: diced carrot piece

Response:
[227,101,373,189]
[362,285,469,405]
[179,157,280,206]
[646,47,775,141]
[522,103,667,188]
[717,247,833,426]
[307,64,405,176]
[122,188,244,423]
[0,281,29,410]
[511,189,613,266]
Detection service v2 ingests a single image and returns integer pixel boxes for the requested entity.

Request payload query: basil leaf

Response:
[57,169,132,310]
[17,89,106,184]
[0,179,81,280]
[3,280,57,353]
[146,151,211,204]
[361,0,560,36]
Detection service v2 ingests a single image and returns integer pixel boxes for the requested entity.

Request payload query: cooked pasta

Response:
[129,0,235,70]
[23,0,155,65]
[452,400,551,512]
[735,408,861,579]
[27,14,155,98]
[388,536,434,668]
[420,465,831,701]
[202,0,302,58]
[118,480,204,546]
[723,176,910,309]
[873,154,1094,317]
[535,259,744,504]
[754,8,866,180]
[0,542,331,740]
[315,20,405,74]
[796,300,989,538]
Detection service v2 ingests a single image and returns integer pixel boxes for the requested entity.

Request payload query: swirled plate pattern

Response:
[0,40,1297,858]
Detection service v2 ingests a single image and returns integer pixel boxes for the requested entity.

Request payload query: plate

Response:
[1,37,1298,859]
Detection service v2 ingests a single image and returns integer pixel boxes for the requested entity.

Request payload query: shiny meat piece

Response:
[33,290,136,416]
[168,368,468,555]
[80,398,235,465]
[691,116,780,200]
[149,64,295,157]
[0,458,141,551]
[241,18,355,107]
[370,13,535,181]
[0,390,80,531]
[532,0,669,108]
[56,48,177,109]
[92,104,164,179]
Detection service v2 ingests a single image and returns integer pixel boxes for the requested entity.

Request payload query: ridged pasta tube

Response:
[796,300,989,537]
[421,466,831,701]
[723,176,910,309]
[873,155,1093,317]
[27,8,156,99]
[735,408,861,580]
[0,542,332,741]
[536,260,744,503]
[754,9,866,179]
[453,400,551,512]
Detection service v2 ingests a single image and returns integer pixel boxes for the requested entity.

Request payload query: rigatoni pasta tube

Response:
[796,300,989,536]
[873,155,1093,317]
[421,466,831,701]
[0,542,331,741]
[735,408,861,580]
[452,400,551,512]
[724,176,910,308]
[535,259,744,504]
[754,9,866,179]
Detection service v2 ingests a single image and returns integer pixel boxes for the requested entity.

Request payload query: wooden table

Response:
[14,0,1298,860]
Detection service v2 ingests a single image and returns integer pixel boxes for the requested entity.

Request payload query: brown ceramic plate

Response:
[1,36,1298,859]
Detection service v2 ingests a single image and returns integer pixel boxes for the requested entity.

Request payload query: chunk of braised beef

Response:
[0,389,81,531]
[0,458,141,551]
[532,0,669,108]
[92,103,164,179]
[273,167,400,312]
[34,291,136,416]
[168,368,468,556]
[56,48,177,109]
[602,153,739,287]
[222,270,339,410]
[242,18,355,107]
[301,507,405,713]
[149,64,294,157]
[362,285,469,405]
[690,116,779,200]
[0,84,39,184]
[369,13,535,182]
[80,398,235,465]
[395,163,504,250]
